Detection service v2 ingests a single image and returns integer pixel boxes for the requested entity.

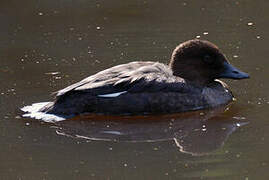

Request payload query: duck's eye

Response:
[203,55,214,64]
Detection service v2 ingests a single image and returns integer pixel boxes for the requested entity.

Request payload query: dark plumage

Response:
[21,39,249,121]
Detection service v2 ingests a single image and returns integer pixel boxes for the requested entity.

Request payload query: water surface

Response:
[1,0,269,179]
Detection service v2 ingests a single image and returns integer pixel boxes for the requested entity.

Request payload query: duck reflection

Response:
[53,105,248,156]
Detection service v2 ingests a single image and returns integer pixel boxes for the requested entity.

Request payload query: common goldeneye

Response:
[21,39,249,121]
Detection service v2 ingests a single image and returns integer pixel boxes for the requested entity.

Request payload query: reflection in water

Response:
[52,105,248,156]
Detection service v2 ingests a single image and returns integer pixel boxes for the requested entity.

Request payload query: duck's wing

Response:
[56,61,154,96]
[55,61,199,98]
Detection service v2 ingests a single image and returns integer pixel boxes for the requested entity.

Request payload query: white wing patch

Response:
[98,91,127,98]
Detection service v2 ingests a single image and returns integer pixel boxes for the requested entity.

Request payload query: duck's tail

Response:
[21,102,66,123]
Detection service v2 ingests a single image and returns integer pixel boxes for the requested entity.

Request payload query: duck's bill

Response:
[218,61,250,79]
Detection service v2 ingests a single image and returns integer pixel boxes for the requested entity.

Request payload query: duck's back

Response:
[39,61,214,116]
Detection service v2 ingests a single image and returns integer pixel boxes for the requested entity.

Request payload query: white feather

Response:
[22,112,65,122]
[98,91,127,98]
[21,102,66,122]
[21,102,50,112]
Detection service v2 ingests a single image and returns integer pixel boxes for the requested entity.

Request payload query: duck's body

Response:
[22,39,249,121]
[40,61,232,116]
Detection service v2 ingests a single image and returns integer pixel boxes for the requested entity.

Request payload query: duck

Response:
[21,39,249,121]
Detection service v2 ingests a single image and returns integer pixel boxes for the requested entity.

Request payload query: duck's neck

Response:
[185,78,214,87]
[170,66,213,87]
[169,58,214,87]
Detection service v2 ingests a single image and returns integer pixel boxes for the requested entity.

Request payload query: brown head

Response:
[169,39,249,86]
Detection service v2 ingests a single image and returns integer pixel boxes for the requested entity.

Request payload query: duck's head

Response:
[169,39,249,86]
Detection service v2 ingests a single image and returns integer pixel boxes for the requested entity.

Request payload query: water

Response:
[1,0,269,179]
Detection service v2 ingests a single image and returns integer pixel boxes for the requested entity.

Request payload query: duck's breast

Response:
[202,80,233,107]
